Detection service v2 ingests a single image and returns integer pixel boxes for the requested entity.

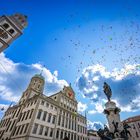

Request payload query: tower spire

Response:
[40,65,45,76]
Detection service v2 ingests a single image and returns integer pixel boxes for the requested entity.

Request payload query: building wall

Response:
[0,14,27,53]
[87,130,100,140]
[123,116,140,140]
[0,74,88,140]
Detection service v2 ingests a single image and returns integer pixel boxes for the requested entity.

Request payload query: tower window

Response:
[2,23,9,29]
[9,29,15,34]
[38,85,40,89]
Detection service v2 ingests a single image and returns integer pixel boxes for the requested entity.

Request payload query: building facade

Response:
[0,13,27,53]
[0,74,87,140]
[123,115,140,140]
[87,130,100,140]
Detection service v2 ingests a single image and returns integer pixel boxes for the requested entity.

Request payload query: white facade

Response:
[0,74,88,140]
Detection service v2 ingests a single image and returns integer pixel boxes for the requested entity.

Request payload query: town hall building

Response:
[0,74,88,140]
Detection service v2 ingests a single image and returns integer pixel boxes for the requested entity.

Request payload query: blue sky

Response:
[0,0,140,130]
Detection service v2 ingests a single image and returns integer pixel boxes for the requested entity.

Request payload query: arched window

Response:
[9,29,15,34]
[2,23,9,29]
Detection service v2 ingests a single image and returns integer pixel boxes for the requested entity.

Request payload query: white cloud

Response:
[87,120,103,130]
[0,53,68,103]
[78,102,87,112]
[88,110,97,114]
[0,104,9,111]
[88,102,104,114]
[77,64,140,113]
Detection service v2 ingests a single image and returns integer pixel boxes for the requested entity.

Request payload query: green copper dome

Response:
[33,74,45,80]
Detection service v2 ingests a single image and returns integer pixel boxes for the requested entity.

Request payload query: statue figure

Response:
[97,128,113,140]
[103,82,112,101]
[112,121,119,133]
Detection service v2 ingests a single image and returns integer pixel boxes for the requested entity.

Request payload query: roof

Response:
[123,115,140,123]
[33,74,45,80]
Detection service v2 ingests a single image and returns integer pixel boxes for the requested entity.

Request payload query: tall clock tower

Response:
[19,74,45,105]
[0,13,27,53]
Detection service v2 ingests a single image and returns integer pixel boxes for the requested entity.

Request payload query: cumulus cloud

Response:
[77,64,140,113]
[88,102,104,114]
[0,53,68,103]
[78,102,87,112]
[87,120,103,130]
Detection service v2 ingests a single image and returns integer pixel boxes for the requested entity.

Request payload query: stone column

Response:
[104,101,123,137]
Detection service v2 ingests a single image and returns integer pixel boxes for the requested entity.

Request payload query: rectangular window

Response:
[58,115,61,125]
[25,110,30,120]
[42,111,47,121]
[39,125,44,135]
[16,125,21,135]
[65,118,68,128]
[44,127,49,136]
[49,128,53,137]
[10,120,16,131]
[52,115,56,124]
[19,125,25,135]
[12,127,17,136]
[29,109,34,119]
[136,132,139,137]
[47,113,51,123]
[6,121,11,132]
[37,110,42,119]
[16,108,21,117]
[60,131,63,139]
[24,123,29,134]
[32,123,38,134]
[56,130,59,138]
[41,100,45,105]
[21,112,26,121]
[62,117,64,127]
